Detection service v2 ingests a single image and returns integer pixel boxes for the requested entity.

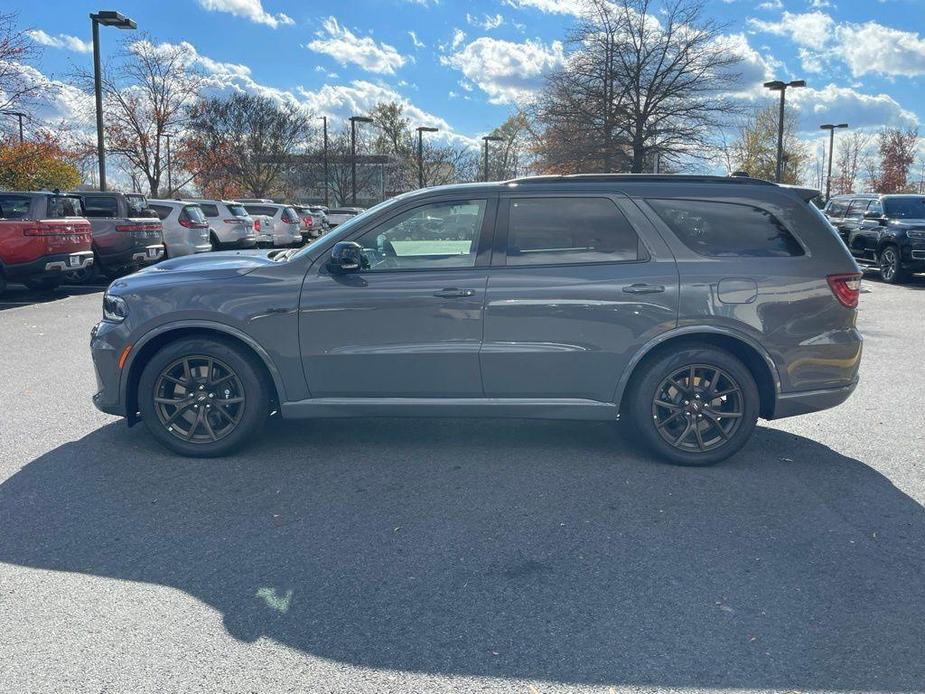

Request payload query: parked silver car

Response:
[325,206,364,228]
[148,200,213,258]
[294,205,327,242]
[184,199,257,250]
[239,203,302,247]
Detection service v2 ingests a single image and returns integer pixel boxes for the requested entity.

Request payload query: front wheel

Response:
[878,245,907,284]
[627,345,759,466]
[138,337,270,457]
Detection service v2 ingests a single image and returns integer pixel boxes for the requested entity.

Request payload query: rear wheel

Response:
[23,276,63,292]
[879,245,907,284]
[627,345,759,466]
[138,337,270,457]
[210,232,222,251]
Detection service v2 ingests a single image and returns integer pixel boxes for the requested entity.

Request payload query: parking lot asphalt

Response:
[0,275,923,694]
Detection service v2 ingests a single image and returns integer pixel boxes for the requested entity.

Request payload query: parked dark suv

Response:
[824,193,925,283]
[91,175,863,465]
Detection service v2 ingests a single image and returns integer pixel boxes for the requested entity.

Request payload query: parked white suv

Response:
[147,200,213,258]
[239,202,302,247]
[184,199,256,250]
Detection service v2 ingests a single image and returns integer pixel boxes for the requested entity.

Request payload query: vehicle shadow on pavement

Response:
[0,284,104,312]
[1,419,922,690]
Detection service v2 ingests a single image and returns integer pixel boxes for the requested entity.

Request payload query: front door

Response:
[299,197,495,398]
[480,194,679,402]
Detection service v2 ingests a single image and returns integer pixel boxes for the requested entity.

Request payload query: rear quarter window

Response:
[647,199,804,258]
[150,204,173,221]
[226,204,248,217]
[83,196,119,218]
[198,203,219,217]
[47,195,83,218]
[0,195,32,219]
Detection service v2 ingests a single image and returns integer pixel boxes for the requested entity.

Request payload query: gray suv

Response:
[90,175,863,465]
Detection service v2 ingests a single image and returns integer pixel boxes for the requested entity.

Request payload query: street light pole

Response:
[482,135,503,182]
[764,79,805,183]
[416,126,438,189]
[820,123,848,203]
[1,111,25,143]
[90,10,137,191]
[322,116,329,207]
[161,132,175,197]
[349,115,373,206]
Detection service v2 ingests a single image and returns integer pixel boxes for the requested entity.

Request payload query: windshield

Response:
[883,197,925,219]
[290,196,401,260]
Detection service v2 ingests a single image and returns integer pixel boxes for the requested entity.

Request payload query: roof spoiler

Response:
[778,184,821,202]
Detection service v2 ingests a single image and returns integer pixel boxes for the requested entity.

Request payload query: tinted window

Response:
[883,196,925,219]
[125,194,148,215]
[226,204,248,217]
[328,208,358,215]
[648,199,804,258]
[866,200,883,216]
[47,195,83,218]
[845,199,869,218]
[355,200,486,271]
[182,205,207,223]
[505,197,642,266]
[826,199,849,218]
[83,196,119,218]
[0,195,32,219]
[150,204,172,220]
[198,203,219,217]
[244,205,276,217]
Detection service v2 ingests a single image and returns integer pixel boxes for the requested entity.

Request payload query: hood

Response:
[127,249,279,282]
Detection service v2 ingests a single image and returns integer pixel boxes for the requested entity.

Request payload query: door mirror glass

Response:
[328,241,367,273]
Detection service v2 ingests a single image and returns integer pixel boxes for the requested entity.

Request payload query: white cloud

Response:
[756,0,783,9]
[466,13,505,30]
[197,0,293,28]
[747,11,834,50]
[26,29,92,54]
[504,0,584,16]
[306,17,408,75]
[789,83,919,131]
[440,36,565,104]
[408,31,425,48]
[836,22,925,77]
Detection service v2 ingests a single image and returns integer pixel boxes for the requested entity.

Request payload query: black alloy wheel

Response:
[153,355,246,444]
[879,246,905,284]
[651,364,744,454]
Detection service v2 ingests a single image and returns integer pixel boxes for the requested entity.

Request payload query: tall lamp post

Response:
[482,135,504,182]
[1,111,26,143]
[349,115,374,205]
[820,123,848,203]
[764,79,805,183]
[90,10,136,191]
[160,131,176,197]
[416,126,438,188]
[321,116,329,207]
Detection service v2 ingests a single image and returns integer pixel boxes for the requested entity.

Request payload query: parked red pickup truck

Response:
[0,192,94,293]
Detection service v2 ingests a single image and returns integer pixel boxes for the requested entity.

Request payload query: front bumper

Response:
[771,380,858,419]
[90,320,127,417]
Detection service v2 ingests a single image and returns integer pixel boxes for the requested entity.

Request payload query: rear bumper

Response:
[771,380,858,419]
[4,251,94,280]
[98,244,165,271]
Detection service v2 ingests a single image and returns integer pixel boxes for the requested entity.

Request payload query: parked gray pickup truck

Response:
[73,192,165,280]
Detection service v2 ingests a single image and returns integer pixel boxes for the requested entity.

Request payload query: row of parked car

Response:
[0,190,366,293]
[822,192,925,284]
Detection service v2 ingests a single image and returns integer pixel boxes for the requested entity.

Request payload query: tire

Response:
[23,276,63,292]
[0,272,6,295]
[627,344,760,466]
[210,233,222,251]
[138,337,270,457]
[878,245,907,284]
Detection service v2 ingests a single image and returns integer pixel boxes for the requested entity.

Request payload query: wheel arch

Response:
[121,321,285,425]
[616,328,781,420]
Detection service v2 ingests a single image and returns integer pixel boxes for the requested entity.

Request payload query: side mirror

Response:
[328,241,366,273]
[863,210,885,223]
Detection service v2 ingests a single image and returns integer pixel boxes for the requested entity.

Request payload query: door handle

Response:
[433,288,475,298]
[623,283,666,295]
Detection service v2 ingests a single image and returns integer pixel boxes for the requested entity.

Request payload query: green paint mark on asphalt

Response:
[255,587,293,613]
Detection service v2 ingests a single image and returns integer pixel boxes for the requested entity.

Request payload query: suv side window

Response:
[826,199,848,218]
[845,199,868,219]
[866,200,882,216]
[150,204,172,221]
[502,197,644,266]
[354,200,487,271]
[83,196,119,218]
[648,199,804,258]
[199,203,219,217]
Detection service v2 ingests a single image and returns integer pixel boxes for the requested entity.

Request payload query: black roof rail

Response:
[503,174,777,186]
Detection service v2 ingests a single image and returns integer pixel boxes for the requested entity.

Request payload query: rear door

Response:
[480,193,679,402]
[299,196,496,397]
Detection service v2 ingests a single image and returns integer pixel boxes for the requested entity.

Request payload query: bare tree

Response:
[832,131,871,195]
[489,112,531,179]
[531,0,743,174]
[184,93,314,198]
[0,12,41,118]
[727,102,808,184]
[73,35,203,195]
[876,126,918,193]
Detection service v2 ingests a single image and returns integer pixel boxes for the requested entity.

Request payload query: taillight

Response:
[115,223,160,232]
[179,218,192,228]
[254,219,261,231]
[23,225,88,236]
[303,216,313,227]
[827,273,862,308]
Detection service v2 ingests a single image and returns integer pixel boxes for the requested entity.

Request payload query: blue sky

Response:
[12,0,925,159]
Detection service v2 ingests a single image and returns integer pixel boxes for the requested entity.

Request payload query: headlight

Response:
[103,294,128,322]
